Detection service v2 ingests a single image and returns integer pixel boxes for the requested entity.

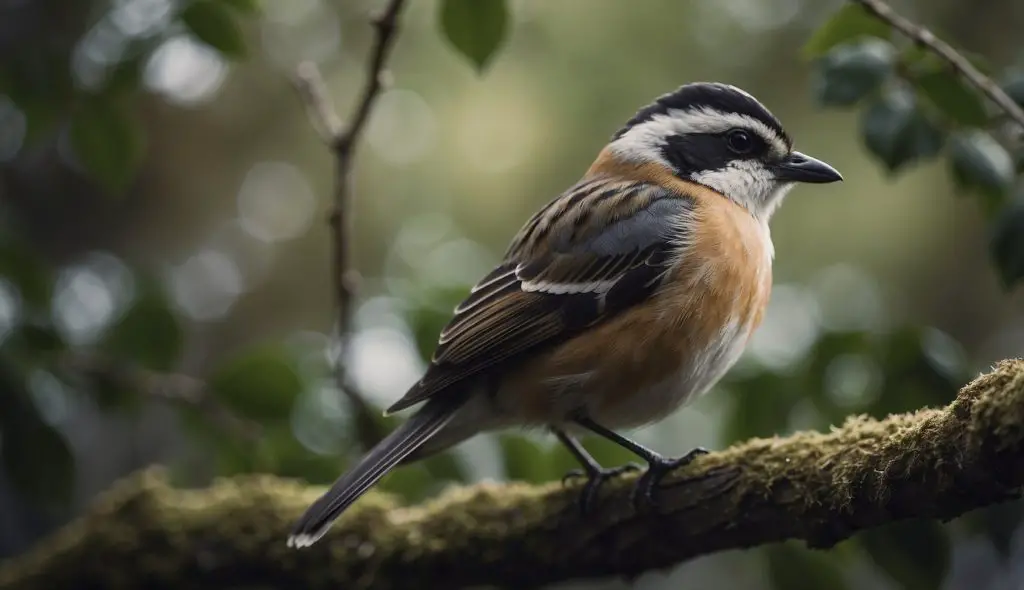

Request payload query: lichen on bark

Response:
[1,359,1023,590]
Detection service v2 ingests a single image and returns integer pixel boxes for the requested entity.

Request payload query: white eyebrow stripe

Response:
[609,106,790,164]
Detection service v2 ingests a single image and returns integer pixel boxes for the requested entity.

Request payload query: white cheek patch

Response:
[690,160,781,218]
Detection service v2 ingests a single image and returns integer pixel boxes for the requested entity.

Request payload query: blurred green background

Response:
[1,0,1023,588]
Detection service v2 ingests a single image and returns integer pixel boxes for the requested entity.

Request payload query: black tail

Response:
[286,396,464,548]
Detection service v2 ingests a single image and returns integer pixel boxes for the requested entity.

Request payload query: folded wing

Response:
[386,183,694,414]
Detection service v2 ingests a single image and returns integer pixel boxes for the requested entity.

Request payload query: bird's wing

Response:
[385,180,695,414]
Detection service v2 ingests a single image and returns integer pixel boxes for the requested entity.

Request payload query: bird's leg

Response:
[572,415,709,511]
[554,429,641,515]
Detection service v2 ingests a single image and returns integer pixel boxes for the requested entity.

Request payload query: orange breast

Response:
[498,175,773,428]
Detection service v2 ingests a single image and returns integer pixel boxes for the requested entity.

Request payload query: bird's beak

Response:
[772,151,843,184]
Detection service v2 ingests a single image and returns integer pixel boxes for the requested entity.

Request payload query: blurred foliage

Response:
[0,1,1022,590]
[806,3,1024,286]
[0,0,255,194]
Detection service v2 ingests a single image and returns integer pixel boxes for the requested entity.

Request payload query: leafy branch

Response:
[290,0,409,451]
[1,360,1022,590]
[807,0,1024,287]
[851,0,1024,131]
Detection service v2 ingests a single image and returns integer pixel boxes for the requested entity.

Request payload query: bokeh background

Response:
[1,0,1023,588]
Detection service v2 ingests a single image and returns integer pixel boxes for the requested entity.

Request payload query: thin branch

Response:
[852,0,1024,131]
[291,0,408,450]
[59,351,260,440]
[4,360,1024,590]
[293,63,342,142]
[333,0,406,157]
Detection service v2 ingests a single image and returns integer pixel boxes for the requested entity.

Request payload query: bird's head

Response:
[608,82,842,220]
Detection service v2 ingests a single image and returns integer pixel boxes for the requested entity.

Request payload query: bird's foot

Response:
[562,463,643,515]
[631,447,710,512]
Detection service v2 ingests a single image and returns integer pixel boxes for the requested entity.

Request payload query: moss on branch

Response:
[2,360,1024,590]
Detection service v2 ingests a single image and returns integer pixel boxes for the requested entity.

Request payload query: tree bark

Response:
[1,359,1023,590]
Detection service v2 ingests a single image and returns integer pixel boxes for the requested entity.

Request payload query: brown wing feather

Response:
[384,179,693,415]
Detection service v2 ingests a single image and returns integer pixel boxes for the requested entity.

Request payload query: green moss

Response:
[1,360,1023,590]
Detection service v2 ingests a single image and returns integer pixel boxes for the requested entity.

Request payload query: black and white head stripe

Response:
[610,83,792,165]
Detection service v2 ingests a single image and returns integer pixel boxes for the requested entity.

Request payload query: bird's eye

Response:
[726,129,755,155]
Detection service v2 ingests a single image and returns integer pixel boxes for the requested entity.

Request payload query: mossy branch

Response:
[2,360,1023,590]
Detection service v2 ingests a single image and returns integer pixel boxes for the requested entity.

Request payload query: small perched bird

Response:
[288,82,842,548]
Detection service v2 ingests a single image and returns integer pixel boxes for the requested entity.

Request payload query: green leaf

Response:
[803,3,892,58]
[765,543,851,590]
[860,88,945,173]
[439,0,508,72]
[499,434,552,484]
[861,88,914,170]
[101,281,183,371]
[208,343,305,422]
[948,130,1015,207]
[813,39,896,107]
[988,197,1024,288]
[181,0,248,58]
[69,98,145,195]
[859,520,951,590]
[912,69,988,126]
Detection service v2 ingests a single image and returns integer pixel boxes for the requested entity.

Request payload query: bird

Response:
[287,81,842,549]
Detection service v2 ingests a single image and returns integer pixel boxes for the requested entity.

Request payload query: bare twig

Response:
[60,351,260,440]
[852,0,1024,131]
[292,0,408,450]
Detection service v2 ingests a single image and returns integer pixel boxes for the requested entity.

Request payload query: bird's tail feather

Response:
[286,396,464,548]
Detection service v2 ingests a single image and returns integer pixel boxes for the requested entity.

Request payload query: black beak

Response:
[772,151,843,184]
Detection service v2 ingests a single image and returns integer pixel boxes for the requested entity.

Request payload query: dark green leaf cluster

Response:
[0,0,256,195]
[805,3,1024,287]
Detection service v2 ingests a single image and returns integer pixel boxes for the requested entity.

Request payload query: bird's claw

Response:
[631,447,710,512]
[562,463,642,515]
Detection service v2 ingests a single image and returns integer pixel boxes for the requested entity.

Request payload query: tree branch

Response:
[291,0,408,450]
[58,351,260,440]
[3,359,1023,590]
[852,0,1024,131]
